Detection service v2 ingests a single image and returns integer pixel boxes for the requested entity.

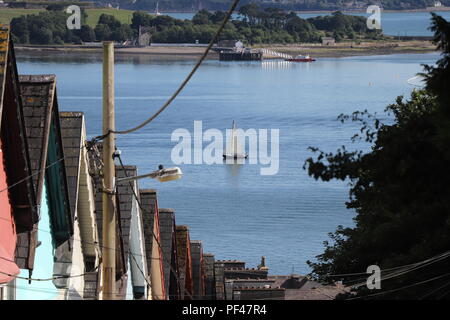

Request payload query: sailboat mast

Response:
[231,121,235,154]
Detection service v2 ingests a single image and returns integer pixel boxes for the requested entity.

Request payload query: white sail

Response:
[155,2,161,15]
[224,121,247,159]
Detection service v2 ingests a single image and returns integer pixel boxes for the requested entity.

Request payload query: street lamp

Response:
[116,165,183,183]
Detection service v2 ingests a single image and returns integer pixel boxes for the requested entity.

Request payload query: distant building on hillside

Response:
[217,40,244,50]
[137,26,152,47]
[322,37,336,46]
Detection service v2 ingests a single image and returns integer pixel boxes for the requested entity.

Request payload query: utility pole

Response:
[101,41,116,300]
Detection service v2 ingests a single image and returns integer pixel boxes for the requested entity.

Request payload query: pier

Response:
[219,50,263,61]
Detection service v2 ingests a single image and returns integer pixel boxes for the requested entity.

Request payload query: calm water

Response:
[16,52,438,274]
[161,11,450,36]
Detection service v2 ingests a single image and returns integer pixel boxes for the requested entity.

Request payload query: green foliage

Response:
[98,13,122,29]
[95,14,134,42]
[10,10,80,45]
[304,14,450,299]
[130,4,373,44]
[422,13,450,111]
[10,3,376,45]
[10,10,133,45]
[94,23,111,41]
[193,9,212,25]
[79,25,96,42]
[308,11,381,41]
[131,11,154,30]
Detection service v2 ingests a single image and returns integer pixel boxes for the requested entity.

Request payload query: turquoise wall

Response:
[16,181,59,300]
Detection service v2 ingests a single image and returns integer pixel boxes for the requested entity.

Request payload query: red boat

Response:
[285,54,316,62]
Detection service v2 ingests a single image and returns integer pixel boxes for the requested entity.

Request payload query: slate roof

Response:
[283,282,348,300]
[21,75,73,228]
[190,240,204,299]
[158,207,178,299]
[216,260,245,269]
[0,25,36,236]
[19,75,58,204]
[53,112,84,289]
[234,287,285,300]
[0,25,38,270]
[230,278,276,289]
[139,189,168,299]
[268,274,308,289]
[59,111,99,263]
[115,165,137,265]
[15,74,74,270]
[214,261,225,300]
[202,253,215,300]
[176,225,193,299]
[59,112,83,218]
[139,189,159,277]
[224,268,269,280]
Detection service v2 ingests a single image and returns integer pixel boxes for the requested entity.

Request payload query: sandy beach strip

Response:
[259,40,437,58]
[15,40,437,59]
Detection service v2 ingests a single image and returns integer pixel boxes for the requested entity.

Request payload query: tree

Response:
[422,13,450,113]
[210,11,227,24]
[98,14,122,29]
[94,24,111,41]
[10,16,29,44]
[112,24,134,42]
[286,16,314,35]
[304,14,450,300]
[131,11,153,30]
[31,26,53,44]
[78,25,96,42]
[192,9,211,25]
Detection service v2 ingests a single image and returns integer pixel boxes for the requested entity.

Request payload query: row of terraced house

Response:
[0,25,346,300]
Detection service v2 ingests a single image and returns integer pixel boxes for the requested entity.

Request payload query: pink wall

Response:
[0,140,19,284]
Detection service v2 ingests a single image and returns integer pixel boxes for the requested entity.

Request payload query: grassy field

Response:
[84,8,134,27]
[0,8,135,27]
[0,9,44,25]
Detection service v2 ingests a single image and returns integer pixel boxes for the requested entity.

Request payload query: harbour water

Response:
[16,52,439,275]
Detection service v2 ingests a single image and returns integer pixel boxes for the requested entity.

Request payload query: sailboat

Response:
[223,121,248,160]
[155,2,162,16]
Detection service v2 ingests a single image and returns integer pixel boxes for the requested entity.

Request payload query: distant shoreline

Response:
[15,40,437,60]
[159,8,450,14]
[293,7,450,14]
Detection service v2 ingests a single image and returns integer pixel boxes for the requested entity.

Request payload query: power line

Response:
[0,156,65,194]
[115,191,152,299]
[323,250,450,288]
[0,214,155,261]
[6,282,218,299]
[420,278,450,300]
[347,272,450,300]
[348,251,450,289]
[116,153,193,300]
[0,264,99,282]
[1,142,194,299]
[103,0,241,137]
[0,135,102,194]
